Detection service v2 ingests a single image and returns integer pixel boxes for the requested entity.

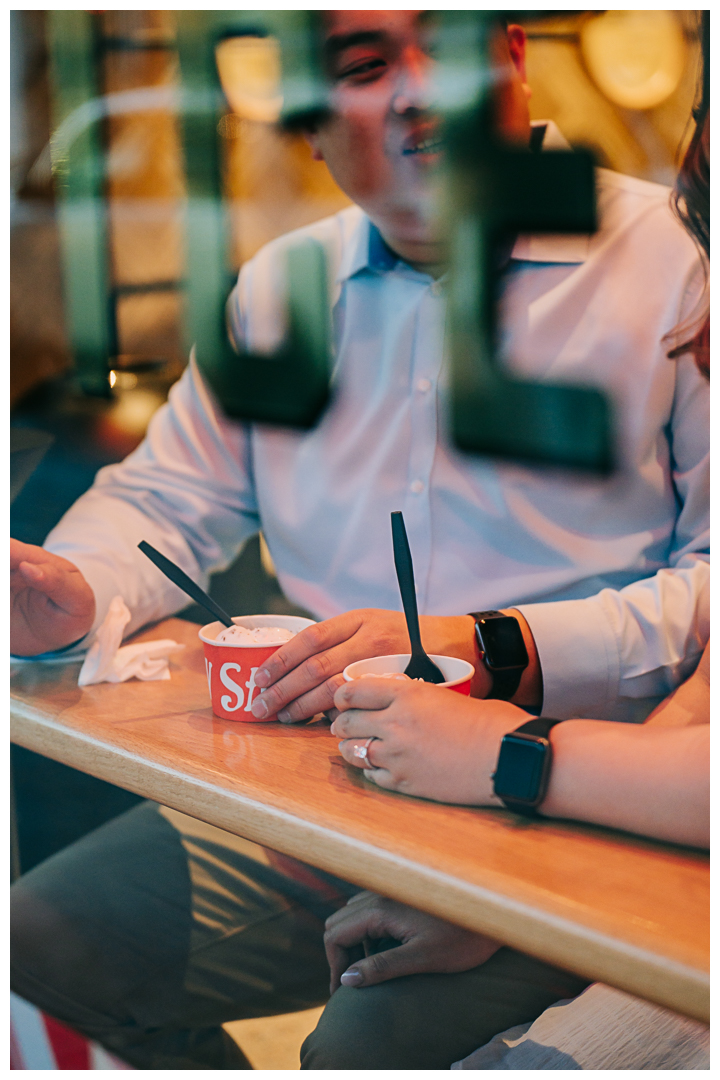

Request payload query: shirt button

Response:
[416,378,431,393]
[410,479,425,494]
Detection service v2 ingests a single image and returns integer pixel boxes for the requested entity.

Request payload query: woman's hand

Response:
[331,677,527,804]
[324,891,501,993]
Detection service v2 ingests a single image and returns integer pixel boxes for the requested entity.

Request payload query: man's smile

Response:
[402,135,443,156]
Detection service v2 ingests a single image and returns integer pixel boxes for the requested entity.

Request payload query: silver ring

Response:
[353,737,378,768]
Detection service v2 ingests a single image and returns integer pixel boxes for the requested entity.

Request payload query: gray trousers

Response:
[11,800,589,1069]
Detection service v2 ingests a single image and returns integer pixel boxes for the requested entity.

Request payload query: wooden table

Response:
[11,618,709,1023]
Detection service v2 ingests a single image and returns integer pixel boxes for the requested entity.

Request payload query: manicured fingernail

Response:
[254,668,271,688]
[277,709,290,722]
[251,697,268,719]
[340,969,363,987]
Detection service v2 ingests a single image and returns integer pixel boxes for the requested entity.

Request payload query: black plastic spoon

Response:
[390,511,445,684]
[138,540,233,627]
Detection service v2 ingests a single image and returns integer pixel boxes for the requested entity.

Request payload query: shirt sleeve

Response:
[44,352,261,643]
[517,353,710,723]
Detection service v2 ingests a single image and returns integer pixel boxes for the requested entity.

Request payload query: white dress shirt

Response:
[45,125,709,723]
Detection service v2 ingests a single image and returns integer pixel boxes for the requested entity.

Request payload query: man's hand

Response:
[331,677,527,803]
[11,539,95,656]
[324,891,501,993]
[250,608,480,722]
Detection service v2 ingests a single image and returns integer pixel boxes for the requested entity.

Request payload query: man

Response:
[11,12,708,1070]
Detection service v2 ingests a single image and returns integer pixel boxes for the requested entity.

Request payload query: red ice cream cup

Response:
[343,653,474,694]
[199,615,315,721]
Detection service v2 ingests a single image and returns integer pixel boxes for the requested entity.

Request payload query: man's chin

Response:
[387,212,445,249]
[378,219,448,271]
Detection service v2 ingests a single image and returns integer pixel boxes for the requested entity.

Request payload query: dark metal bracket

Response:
[45,9,615,468]
[438,12,613,472]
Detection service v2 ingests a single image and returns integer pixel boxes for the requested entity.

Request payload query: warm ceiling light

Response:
[581,10,687,111]
[215,36,283,124]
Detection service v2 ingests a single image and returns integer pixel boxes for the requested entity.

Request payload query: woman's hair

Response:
[666,12,709,377]
[672,108,709,261]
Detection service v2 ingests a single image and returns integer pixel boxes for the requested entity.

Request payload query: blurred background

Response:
[10,9,704,876]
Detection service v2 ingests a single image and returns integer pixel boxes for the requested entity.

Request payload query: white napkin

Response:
[78,595,184,687]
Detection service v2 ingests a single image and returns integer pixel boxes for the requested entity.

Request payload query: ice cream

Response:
[360,671,414,681]
[216,624,296,646]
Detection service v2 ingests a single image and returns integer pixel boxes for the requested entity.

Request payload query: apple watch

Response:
[492,716,563,816]
[469,610,529,700]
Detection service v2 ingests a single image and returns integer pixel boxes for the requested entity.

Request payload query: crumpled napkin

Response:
[78,595,184,687]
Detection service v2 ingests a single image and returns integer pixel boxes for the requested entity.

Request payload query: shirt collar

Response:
[335,120,590,284]
[336,214,399,284]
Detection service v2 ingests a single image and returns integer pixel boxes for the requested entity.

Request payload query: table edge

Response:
[10,701,709,1023]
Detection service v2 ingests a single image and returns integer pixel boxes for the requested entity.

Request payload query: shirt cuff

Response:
[10,634,90,662]
[516,597,620,721]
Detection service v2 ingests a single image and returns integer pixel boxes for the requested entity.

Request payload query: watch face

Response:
[493,735,548,803]
[477,616,529,670]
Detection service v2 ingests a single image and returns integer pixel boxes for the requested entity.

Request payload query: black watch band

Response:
[469,610,529,701]
[486,666,524,699]
[492,716,563,816]
[512,717,563,739]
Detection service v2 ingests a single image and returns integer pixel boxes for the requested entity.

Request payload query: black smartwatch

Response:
[469,611,529,700]
[492,716,563,816]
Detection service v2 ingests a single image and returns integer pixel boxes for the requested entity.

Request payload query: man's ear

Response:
[506,23,530,98]
[304,129,325,162]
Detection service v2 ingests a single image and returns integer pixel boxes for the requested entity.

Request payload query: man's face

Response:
[306,11,532,268]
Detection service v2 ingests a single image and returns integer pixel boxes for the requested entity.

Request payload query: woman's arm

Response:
[539,720,708,848]
[644,641,710,727]
[542,645,710,845]
[331,674,709,848]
